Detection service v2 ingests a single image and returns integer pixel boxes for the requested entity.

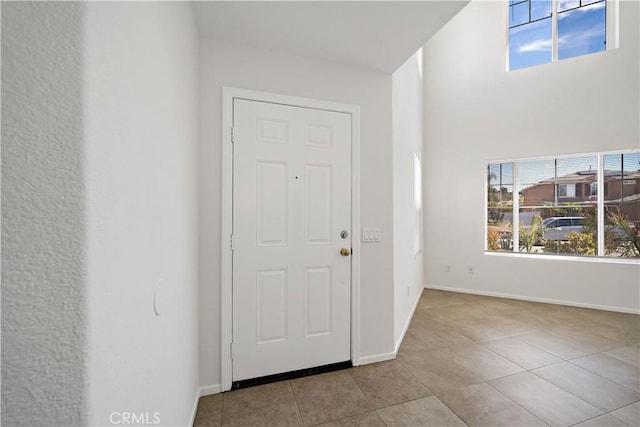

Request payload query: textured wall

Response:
[2,2,87,425]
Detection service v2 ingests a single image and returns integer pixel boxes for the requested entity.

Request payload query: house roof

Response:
[521,171,593,191]
[523,170,640,191]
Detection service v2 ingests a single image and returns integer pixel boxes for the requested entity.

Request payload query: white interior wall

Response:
[423,0,640,312]
[199,39,395,390]
[392,51,424,349]
[2,3,87,425]
[84,2,200,425]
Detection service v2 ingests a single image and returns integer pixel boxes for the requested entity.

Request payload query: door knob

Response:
[340,248,351,256]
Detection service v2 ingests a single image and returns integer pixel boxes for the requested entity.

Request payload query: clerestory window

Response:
[508,0,616,70]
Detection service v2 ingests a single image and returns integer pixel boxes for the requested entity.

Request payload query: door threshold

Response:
[231,360,352,390]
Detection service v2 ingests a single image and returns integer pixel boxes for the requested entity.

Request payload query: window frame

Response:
[557,183,576,198]
[485,149,640,263]
[507,0,619,71]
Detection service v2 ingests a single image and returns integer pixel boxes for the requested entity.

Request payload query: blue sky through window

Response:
[509,0,606,70]
[604,152,640,173]
[510,18,552,70]
[558,2,606,60]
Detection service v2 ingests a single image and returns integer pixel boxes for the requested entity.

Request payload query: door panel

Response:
[256,269,288,344]
[256,161,288,246]
[305,165,333,245]
[305,266,333,337]
[232,99,352,382]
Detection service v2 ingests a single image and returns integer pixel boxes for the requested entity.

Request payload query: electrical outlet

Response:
[446,265,451,273]
[407,286,411,297]
[467,265,474,274]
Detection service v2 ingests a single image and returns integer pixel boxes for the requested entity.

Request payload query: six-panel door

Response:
[232,99,352,381]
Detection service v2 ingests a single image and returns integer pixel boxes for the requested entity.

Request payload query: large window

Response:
[509,0,612,71]
[486,150,640,259]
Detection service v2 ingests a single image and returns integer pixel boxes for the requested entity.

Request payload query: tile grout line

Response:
[344,366,392,426]
[526,366,635,413]
[349,362,437,412]
[475,337,555,373]
[424,391,472,427]
[395,323,486,426]
[570,400,640,427]
[564,354,640,394]
[220,391,227,426]
[481,380,552,426]
[514,369,605,417]
[340,368,377,422]
[380,296,472,425]
[287,380,308,426]
[508,332,590,361]
[608,401,640,425]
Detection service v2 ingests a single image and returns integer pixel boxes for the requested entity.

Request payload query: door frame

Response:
[220,87,361,392]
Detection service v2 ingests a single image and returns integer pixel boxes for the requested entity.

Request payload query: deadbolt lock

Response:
[340,248,351,256]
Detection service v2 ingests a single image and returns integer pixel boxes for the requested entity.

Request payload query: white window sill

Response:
[485,250,640,265]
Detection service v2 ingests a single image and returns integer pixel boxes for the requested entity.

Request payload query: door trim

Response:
[221,87,361,392]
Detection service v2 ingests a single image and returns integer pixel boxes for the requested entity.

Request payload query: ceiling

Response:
[194,1,469,73]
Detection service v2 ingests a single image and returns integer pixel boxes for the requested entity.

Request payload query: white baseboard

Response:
[189,387,199,427]
[358,351,396,365]
[189,384,222,426]
[394,293,421,354]
[424,284,640,314]
[199,384,222,397]
[356,291,422,367]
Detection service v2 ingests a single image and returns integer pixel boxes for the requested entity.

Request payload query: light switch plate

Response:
[362,227,380,242]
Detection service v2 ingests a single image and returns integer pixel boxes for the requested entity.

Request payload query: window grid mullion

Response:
[513,162,520,253]
[559,0,605,15]
[597,153,605,256]
[554,159,559,205]
[509,15,551,30]
[552,0,559,62]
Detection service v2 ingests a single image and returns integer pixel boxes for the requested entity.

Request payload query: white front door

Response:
[232,99,352,382]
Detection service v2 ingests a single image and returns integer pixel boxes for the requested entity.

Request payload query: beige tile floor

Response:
[194,289,640,426]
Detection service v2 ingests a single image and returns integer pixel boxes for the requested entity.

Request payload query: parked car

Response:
[542,217,585,241]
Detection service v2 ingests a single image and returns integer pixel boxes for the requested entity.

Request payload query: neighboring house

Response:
[521,170,640,223]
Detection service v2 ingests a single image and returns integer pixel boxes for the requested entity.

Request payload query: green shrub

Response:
[567,232,596,256]
[607,210,640,258]
[519,215,543,253]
